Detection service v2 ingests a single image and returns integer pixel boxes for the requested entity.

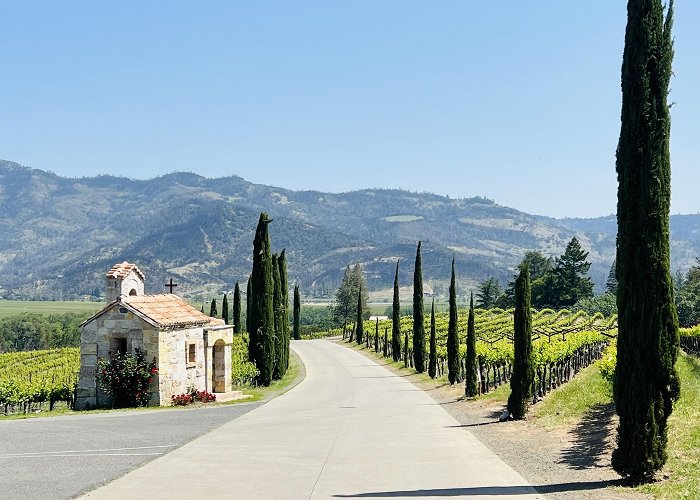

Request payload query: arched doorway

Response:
[212,339,226,393]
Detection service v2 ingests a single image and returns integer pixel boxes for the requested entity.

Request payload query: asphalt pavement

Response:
[0,400,262,499]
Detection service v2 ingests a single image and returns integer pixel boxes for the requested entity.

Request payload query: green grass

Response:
[637,353,700,499]
[531,362,613,429]
[0,300,102,317]
[238,349,304,403]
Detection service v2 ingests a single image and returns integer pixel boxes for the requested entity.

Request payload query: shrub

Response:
[171,387,216,406]
[599,343,617,386]
[96,349,157,408]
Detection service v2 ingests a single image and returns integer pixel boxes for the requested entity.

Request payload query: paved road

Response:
[0,400,262,499]
[83,340,543,499]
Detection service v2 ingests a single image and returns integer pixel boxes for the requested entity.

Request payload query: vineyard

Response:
[0,347,79,414]
[334,308,619,400]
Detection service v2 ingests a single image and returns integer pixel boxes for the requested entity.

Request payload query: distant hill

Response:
[1,159,698,301]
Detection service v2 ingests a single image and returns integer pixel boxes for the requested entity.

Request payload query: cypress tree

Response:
[613,0,679,483]
[249,212,275,385]
[507,264,533,420]
[233,282,241,334]
[374,318,379,353]
[356,287,364,345]
[272,253,284,380]
[391,261,401,361]
[278,250,290,371]
[383,328,388,358]
[293,285,301,340]
[222,293,229,325]
[447,258,460,385]
[403,331,409,368]
[209,298,218,318]
[412,241,425,373]
[428,298,437,379]
[200,305,204,314]
[246,279,252,334]
[465,292,478,397]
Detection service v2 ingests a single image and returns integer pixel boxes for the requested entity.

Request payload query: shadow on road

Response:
[332,479,627,497]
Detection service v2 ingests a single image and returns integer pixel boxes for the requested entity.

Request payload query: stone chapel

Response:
[75,262,235,409]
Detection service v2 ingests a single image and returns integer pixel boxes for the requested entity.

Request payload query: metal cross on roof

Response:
[165,278,178,294]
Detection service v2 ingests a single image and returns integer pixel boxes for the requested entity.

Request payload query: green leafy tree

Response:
[413,241,425,372]
[209,298,218,318]
[476,277,502,309]
[447,258,460,385]
[233,282,242,333]
[613,0,679,482]
[465,292,478,397]
[676,264,700,327]
[222,293,229,325]
[499,251,554,309]
[552,237,594,307]
[392,261,402,361]
[574,292,618,317]
[293,285,301,340]
[428,298,437,379]
[355,286,364,345]
[507,264,533,419]
[333,264,369,326]
[249,212,275,386]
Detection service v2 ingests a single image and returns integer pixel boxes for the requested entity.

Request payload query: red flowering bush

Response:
[96,349,157,408]
[171,387,216,406]
[171,393,192,406]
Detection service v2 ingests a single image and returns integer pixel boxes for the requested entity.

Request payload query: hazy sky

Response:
[1,2,698,218]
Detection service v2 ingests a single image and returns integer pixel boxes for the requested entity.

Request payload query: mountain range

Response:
[1,159,699,301]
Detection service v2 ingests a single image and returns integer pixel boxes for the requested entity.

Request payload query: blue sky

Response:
[1,1,698,218]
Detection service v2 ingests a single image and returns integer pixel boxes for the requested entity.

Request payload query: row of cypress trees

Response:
[248,212,292,386]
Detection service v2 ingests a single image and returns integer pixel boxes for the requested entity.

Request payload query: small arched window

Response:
[129,289,138,296]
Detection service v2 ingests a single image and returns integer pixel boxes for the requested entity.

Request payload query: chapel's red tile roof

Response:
[121,294,225,328]
[106,261,145,281]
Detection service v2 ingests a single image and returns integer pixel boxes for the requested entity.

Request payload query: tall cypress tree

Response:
[249,212,275,385]
[356,287,364,345]
[246,279,252,335]
[447,258,459,385]
[278,250,290,371]
[465,292,478,397]
[233,282,241,334]
[272,253,284,380]
[613,0,679,483]
[222,293,229,325]
[374,318,379,353]
[507,264,533,420]
[428,298,437,379]
[403,331,409,368]
[293,285,301,340]
[209,298,218,318]
[413,241,425,373]
[391,262,401,361]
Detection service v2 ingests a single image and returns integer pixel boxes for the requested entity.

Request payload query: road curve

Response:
[83,340,543,499]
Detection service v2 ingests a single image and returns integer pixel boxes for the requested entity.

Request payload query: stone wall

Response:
[75,306,159,410]
[156,326,206,405]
